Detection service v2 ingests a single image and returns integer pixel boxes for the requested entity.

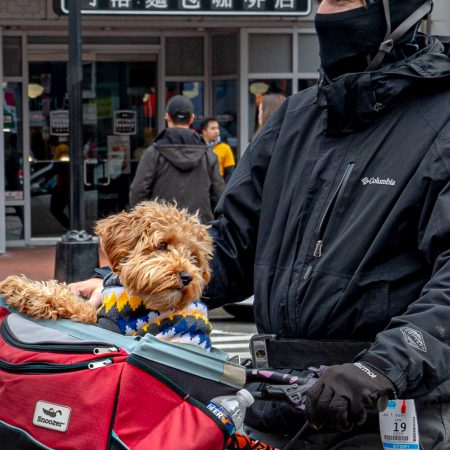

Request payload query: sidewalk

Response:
[0,245,108,281]
[0,246,57,281]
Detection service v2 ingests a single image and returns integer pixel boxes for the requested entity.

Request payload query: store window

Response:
[28,60,157,238]
[249,34,292,73]
[165,81,204,130]
[3,37,22,77]
[212,33,238,152]
[166,37,204,77]
[298,79,319,91]
[212,34,237,77]
[4,82,24,240]
[298,34,321,74]
[213,80,237,151]
[248,79,292,138]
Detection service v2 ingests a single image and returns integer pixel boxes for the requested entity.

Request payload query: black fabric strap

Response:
[366,0,432,71]
[266,338,372,370]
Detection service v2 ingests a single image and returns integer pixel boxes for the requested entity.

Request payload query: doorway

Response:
[28,57,157,238]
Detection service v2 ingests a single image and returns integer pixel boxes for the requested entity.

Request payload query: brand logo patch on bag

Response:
[33,400,71,432]
[400,327,427,352]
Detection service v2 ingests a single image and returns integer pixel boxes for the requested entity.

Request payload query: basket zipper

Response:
[0,357,113,374]
[1,319,118,355]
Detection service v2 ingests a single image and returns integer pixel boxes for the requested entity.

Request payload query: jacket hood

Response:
[321,34,450,134]
[154,127,208,171]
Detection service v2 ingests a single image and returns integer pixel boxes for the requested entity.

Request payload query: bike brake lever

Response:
[261,383,306,407]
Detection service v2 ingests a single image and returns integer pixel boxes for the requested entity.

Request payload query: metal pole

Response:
[54,0,99,283]
[68,0,84,230]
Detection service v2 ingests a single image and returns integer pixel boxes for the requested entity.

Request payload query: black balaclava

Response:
[315,0,429,79]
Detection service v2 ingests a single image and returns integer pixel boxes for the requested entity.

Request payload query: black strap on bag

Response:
[250,334,372,370]
[268,338,372,369]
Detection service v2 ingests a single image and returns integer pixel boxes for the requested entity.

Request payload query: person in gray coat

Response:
[129,95,224,223]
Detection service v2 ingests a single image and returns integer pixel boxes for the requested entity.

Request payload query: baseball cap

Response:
[166,95,194,121]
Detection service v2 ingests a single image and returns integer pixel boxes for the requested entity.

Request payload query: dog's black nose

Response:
[180,272,193,286]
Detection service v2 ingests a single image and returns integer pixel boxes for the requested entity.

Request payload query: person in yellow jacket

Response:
[200,117,235,183]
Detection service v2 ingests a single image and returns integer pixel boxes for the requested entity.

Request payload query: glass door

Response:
[28,58,157,238]
[4,82,24,241]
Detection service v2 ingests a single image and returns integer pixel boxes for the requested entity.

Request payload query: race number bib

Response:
[379,399,420,449]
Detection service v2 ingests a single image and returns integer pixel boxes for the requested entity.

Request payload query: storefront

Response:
[0,0,447,250]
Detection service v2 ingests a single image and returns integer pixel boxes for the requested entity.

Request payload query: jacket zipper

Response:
[0,320,118,355]
[304,162,354,278]
[0,358,113,374]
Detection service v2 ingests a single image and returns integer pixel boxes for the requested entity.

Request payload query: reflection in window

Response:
[213,80,237,151]
[4,83,23,199]
[28,61,158,237]
[298,79,318,91]
[165,82,204,130]
[4,82,24,239]
[248,79,292,138]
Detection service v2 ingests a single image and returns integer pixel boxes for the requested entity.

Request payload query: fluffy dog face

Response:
[94,201,213,311]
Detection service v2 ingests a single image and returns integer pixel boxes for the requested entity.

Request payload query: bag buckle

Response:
[249,333,275,369]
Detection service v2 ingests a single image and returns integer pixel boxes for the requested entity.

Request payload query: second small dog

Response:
[0,201,214,350]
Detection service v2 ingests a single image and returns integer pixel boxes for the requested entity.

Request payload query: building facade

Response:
[0,0,448,250]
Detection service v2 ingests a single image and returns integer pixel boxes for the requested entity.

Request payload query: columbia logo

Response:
[361,177,396,186]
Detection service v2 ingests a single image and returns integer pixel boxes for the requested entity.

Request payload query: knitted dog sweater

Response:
[96,275,212,350]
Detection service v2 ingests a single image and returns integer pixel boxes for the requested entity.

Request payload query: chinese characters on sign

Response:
[59,0,310,15]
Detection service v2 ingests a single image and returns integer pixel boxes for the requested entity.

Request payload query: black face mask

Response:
[315,0,425,79]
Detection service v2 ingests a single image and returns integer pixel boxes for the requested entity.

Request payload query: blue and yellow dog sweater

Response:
[96,274,212,350]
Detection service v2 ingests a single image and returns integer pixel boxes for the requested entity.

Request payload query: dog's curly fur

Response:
[0,201,213,326]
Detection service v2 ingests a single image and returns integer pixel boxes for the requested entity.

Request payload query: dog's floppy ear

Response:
[95,210,142,273]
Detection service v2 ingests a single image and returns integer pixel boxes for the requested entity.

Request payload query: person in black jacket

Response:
[204,0,450,448]
[69,1,450,447]
[129,95,224,223]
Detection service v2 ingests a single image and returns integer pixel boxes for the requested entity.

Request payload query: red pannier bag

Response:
[0,303,247,450]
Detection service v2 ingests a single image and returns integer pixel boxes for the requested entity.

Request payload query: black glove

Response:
[305,362,395,432]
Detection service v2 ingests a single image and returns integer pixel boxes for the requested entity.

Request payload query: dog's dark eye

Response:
[156,242,168,250]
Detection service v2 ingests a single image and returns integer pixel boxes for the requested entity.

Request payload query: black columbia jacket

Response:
[208,34,450,400]
[130,128,224,223]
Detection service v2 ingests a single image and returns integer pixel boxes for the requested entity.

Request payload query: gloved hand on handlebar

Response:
[305,362,395,432]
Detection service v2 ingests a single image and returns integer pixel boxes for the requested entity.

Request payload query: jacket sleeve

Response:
[359,133,450,399]
[129,146,156,207]
[204,113,284,310]
[208,149,225,212]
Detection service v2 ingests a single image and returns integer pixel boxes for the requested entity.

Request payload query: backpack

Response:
[0,297,247,450]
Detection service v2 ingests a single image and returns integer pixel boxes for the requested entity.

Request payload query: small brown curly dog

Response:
[0,201,213,336]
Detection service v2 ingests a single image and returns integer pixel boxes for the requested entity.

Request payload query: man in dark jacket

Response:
[129,95,224,223]
[206,0,450,448]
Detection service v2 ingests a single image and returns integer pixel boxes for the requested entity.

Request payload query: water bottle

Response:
[206,388,255,435]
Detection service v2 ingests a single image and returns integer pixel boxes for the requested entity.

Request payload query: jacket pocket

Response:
[295,271,390,340]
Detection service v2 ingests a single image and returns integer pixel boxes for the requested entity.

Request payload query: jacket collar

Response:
[320,35,450,134]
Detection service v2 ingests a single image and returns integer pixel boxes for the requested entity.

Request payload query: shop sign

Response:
[113,110,137,135]
[107,135,131,177]
[56,0,311,16]
[50,111,70,136]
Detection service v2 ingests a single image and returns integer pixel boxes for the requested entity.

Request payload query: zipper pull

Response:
[88,358,112,370]
[93,346,118,355]
[313,240,323,258]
